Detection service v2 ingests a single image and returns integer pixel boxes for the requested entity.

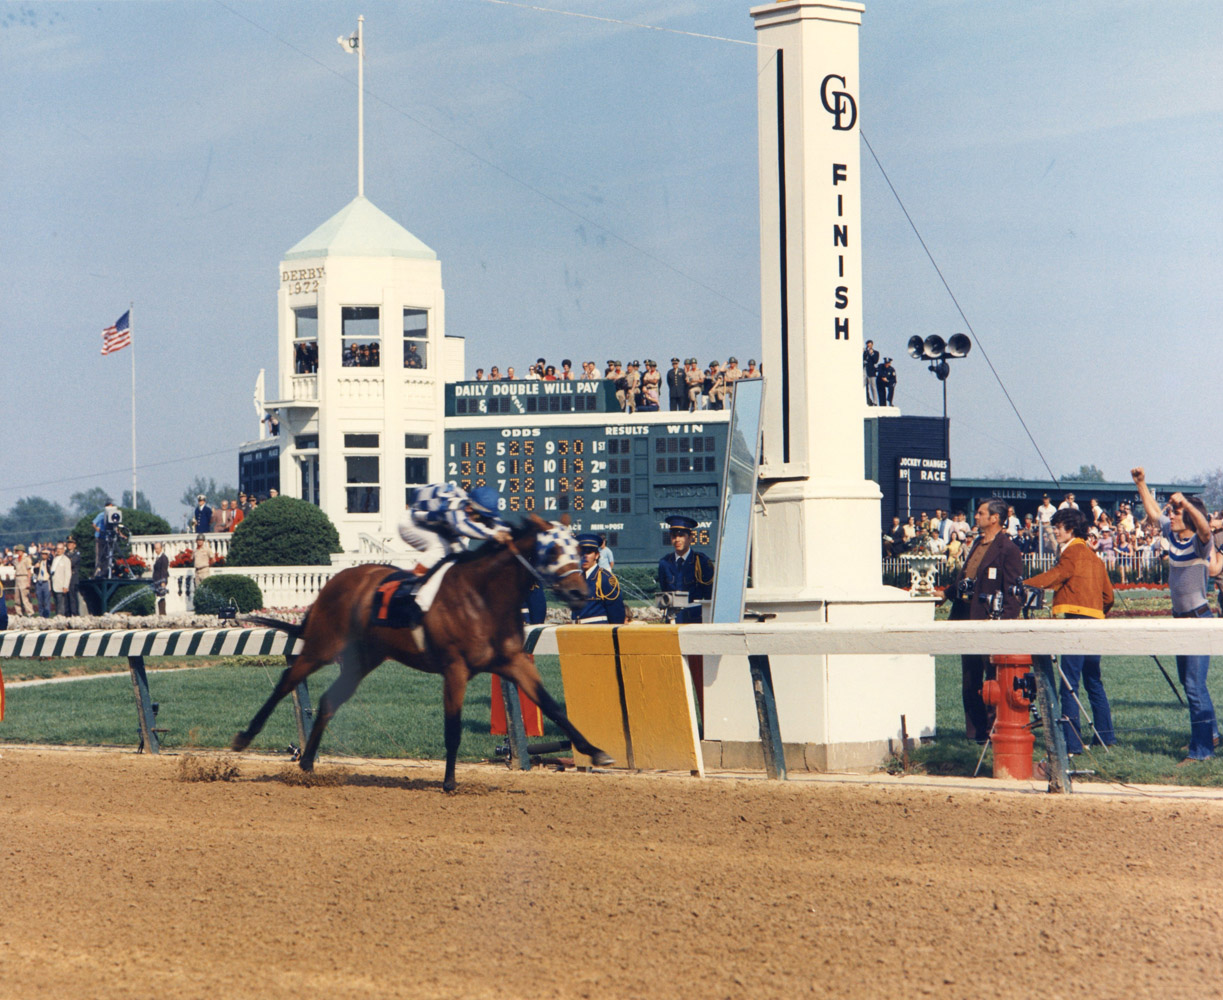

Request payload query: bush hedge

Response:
[225,497,342,567]
[193,574,264,615]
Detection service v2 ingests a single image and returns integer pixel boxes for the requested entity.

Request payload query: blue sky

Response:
[1,1,1220,526]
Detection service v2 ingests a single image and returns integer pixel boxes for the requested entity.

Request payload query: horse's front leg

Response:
[499,653,614,767]
[441,663,470,792]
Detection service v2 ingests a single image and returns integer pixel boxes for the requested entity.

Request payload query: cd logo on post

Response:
[820,74,857,131]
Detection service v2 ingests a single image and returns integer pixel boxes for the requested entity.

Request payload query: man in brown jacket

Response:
[944,499,1025,742]
[1024,507,1115,752]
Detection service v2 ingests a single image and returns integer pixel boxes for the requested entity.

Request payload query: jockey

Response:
[573,532,626,624]
[398,483,511,570]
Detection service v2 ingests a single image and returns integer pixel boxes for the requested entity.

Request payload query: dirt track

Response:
[3,747,1222,999]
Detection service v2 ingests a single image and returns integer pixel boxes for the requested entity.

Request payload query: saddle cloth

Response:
[373,563,453,628]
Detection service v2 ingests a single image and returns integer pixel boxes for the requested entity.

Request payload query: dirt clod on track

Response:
[3,747,1222,1000]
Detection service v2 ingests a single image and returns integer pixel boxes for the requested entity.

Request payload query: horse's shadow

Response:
[247,768,510,794]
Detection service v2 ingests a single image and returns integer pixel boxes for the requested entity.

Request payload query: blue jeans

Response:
[1060,654,1114,753]
[1174,605,1216,759]
[35,580,52,618]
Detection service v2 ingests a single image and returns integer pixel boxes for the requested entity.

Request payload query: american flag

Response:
[101,310,131,355]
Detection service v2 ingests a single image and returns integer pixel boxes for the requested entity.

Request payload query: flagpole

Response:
[130,301,137,510]
[357,14,364,198]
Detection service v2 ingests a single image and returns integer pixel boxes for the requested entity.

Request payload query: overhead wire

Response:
[860,131,1061,488]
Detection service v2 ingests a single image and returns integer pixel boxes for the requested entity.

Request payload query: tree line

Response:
[0,475,238,545]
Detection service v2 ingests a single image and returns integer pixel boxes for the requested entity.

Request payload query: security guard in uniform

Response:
[573,533,625,624]
[657,515,714,623]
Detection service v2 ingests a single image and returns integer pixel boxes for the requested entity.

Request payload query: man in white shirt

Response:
[50,542,72,617]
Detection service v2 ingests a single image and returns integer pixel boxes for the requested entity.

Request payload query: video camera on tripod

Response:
[955,577,1043,618]
[655,590,697,624]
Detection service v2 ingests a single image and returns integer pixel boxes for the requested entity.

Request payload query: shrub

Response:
[225,497,342,567]
[71,508,172,578]
[194,574,264,615]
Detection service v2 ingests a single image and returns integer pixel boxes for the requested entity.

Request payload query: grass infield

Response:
[0,655,568,762]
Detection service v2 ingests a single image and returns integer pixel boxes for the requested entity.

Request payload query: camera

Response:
[107,509,122,525]
[655,590,696,610]
[955,577,975,601]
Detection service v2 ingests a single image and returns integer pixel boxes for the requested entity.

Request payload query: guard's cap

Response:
[576,533,603,550]
[467,486,501,515]
[709,360,719,367]
[728,356,738,363]
[666,515,698,532]
[629,360,639,367]
[607,359,615,366]
[671,357,680,363]
[645,359,656,366]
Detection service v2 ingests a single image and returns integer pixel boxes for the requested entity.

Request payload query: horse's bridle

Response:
[512,549,582,588]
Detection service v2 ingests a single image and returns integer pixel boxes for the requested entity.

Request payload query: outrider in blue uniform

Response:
[573,533,625,624]
[657,515,714,623]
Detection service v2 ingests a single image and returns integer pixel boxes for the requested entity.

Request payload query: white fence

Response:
[882,550,1169,587]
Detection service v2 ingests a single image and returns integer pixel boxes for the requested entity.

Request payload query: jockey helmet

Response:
[467,485,501,516]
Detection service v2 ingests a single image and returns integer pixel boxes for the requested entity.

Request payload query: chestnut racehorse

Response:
[232,516,613,791]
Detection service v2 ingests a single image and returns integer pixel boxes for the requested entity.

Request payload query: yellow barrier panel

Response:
[555,625,703,775]
[615,625,703,776]
[555,626,630,768]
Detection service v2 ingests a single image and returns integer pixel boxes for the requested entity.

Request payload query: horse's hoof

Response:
[442,782,457,794]
[589,751,615,767]
[299,759,315,773]
[231,732,250,752]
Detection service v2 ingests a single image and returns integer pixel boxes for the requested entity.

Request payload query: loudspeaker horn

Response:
[922,334,946,359]
[946,333,972,358]
[906,335,926,360]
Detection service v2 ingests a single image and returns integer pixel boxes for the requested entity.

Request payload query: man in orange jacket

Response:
[1024,507,1114,753]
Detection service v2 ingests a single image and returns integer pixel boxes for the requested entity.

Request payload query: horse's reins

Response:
[512,549,581,588]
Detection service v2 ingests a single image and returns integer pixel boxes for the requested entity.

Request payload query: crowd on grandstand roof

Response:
[470,355,761,412]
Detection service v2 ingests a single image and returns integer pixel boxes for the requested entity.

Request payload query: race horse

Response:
[232,515,614,791]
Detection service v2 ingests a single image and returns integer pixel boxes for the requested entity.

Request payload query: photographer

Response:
[92,501,124,579]
[944,499,1024,743]
[1023,508,1116,753]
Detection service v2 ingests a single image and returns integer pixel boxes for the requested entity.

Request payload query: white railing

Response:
[207,565,343,609]
[882,550,1169,586]
[129,533,231,564]
[291,374,318,400]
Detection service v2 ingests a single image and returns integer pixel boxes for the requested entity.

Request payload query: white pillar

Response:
[700,3,936,770]
[751,0,882,598]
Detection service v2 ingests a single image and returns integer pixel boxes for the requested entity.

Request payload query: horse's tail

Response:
[243,614,304,642]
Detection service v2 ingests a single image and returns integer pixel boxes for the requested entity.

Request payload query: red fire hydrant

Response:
[981,654,1036,780]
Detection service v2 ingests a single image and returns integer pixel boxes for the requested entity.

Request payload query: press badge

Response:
[987,568,997,580]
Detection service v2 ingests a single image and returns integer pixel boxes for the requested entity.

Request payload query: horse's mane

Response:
[421,518,542,586]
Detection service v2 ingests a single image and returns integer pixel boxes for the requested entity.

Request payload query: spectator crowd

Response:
[884,492,1204,586]
[469,356,762,413]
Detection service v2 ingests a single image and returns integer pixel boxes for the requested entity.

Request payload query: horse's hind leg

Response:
[298,645,372,771]
[232,655,323,751]
[500,653,614,767]
[441,664,470,792]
